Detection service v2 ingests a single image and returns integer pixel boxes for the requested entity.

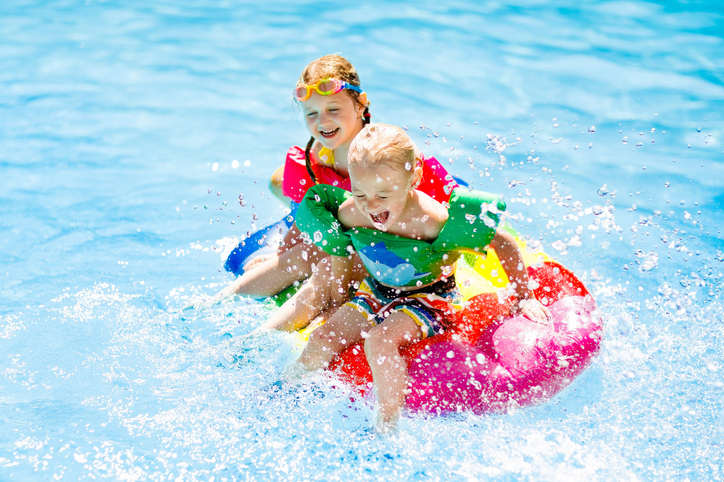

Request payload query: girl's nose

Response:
[317,111,330,126]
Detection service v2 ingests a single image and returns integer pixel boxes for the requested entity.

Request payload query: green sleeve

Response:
[295,184,354,257]
[433,188,506,253]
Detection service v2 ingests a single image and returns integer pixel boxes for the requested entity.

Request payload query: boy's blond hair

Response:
[348,124,422,177]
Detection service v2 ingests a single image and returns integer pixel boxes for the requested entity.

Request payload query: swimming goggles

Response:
[293,78,362,102]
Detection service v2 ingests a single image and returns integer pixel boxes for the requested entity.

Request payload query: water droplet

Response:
[622,137,628,144]
[299,179,306,186]
[592,205,604,216]
[442,265,453,276]
[212,163,219,171]
[665,182,670,188]
[231,159,239,169]
[636,142,643,147]
[244,160,251,167]
[313,231,323,243]
[697,127,702,132]
[405,162,412,171]
[376,356,387,365]
[446,351,455,359]
[588,126,596,133]
[465,213,477,224]
[597,185,609,196]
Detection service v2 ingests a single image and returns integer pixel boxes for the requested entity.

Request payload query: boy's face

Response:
[349,161,417,231]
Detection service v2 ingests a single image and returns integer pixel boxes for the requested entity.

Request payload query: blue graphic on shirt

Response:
[357,242,430,285]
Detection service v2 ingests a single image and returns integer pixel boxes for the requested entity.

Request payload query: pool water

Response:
[2,0,723,480]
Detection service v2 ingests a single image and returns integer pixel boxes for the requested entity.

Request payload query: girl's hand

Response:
[517,298,551,324]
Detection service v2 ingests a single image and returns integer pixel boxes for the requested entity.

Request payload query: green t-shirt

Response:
[296,185,506,287]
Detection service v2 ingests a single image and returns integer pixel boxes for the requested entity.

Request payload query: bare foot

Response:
[375,412,399,434]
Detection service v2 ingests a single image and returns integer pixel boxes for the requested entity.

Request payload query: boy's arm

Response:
[489,229,551,323]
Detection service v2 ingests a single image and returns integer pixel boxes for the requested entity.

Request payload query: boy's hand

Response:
[518,298,551,324]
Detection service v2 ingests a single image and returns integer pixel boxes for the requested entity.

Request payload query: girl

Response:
[293,124,550,432]
[214,55,457,331]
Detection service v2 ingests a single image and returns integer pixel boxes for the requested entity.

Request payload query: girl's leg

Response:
[260,256,335,331]
[298,305,370,371]
[261,255,369,331]
[363,312,423,433]
[219,241,324,298]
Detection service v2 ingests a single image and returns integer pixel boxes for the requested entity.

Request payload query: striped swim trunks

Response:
[345,275,463,338]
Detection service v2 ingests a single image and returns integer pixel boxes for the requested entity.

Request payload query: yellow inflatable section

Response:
[455,223,554,300]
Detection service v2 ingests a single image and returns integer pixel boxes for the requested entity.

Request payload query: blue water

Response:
[2,0,723,479]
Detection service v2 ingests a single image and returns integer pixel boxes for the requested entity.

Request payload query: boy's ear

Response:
[411,163,423,189]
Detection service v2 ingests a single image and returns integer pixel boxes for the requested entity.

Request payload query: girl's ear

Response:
[356,92,368,113]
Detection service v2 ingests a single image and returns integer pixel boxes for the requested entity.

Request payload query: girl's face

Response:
[349,162,418,232]
[301,90,366,153]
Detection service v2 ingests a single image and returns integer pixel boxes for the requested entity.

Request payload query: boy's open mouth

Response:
[320,128,339,139]
[370,211,389,226]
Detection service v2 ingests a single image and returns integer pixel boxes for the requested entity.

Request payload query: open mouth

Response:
[370,211,389,227]
[319,127,339,139]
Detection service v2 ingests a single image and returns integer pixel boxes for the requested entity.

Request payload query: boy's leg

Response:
[363,311,424,432]
[298,305,370,371]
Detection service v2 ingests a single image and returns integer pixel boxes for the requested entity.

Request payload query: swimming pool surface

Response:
[2,0,723,480]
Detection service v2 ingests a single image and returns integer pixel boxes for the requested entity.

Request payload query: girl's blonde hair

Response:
[348,123,422,178]
[297,54,371,183]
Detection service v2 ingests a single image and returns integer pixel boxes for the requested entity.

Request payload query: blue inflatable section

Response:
[453,175,468,187]
[224,203,298,276]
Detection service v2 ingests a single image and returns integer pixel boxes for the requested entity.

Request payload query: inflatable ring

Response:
[325,259,602,413]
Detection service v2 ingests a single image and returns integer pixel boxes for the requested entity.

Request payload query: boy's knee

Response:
[363,327,390,357]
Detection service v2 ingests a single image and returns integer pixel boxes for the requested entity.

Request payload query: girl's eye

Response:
[328,108,339,113]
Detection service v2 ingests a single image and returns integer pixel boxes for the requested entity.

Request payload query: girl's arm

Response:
[489,229,551,323]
